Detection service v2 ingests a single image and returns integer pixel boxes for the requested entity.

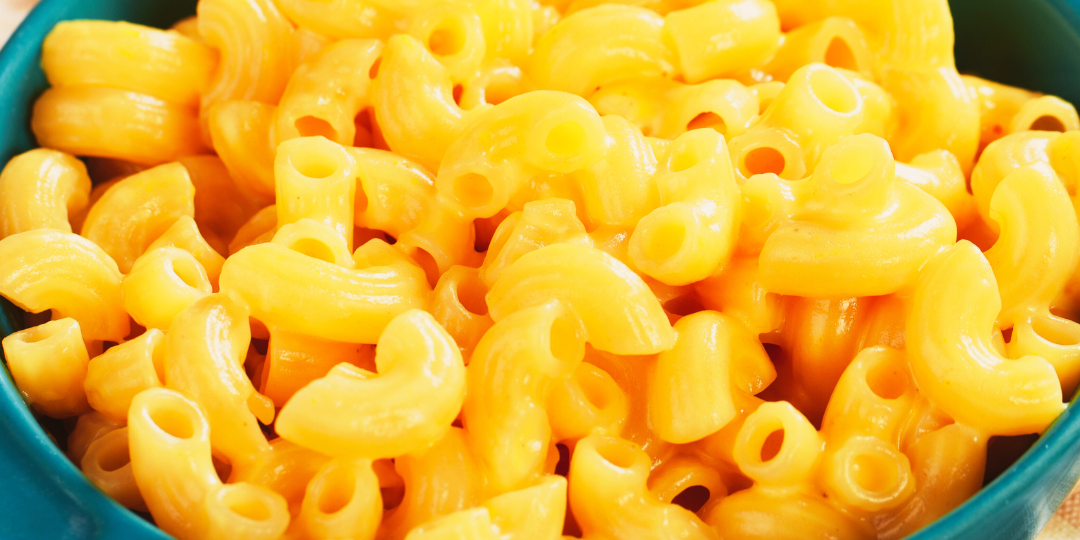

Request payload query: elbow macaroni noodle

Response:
[1,2,1078,538]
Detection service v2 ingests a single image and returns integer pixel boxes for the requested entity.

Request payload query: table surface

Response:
[0,0,1078,538]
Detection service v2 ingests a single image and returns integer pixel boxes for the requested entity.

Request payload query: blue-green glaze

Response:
[0,0,1079,538]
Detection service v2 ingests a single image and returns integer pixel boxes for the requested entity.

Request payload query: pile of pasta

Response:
[2,0,1079,538]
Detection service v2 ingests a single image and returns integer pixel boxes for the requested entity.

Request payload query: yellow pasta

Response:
[80,162,196,273]
[42,21,217,108]
[464,300,585,493]
[275,310,465,458]
[32,87,207,165]
[2,318,90,418]
[84,328,165,422]
[163,293,273,466]
[8,1,1080,537]
[529,5,674,96]
[197,0,295,109]
[0,148,90,239]
[0,230,128,341]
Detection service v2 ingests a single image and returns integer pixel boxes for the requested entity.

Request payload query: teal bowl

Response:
[2,0,1080,538]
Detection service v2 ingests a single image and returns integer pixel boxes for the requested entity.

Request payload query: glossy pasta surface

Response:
[1,1,1077,539]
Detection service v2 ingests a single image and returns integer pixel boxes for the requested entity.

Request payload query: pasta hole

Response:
[428,20,465,57]
[866,360,906,400]
[317,467,356,515]
[290,238,336,264]
[456,273,489,316]
[228,495,273,522]
[546,122,587,156]
[809,68,858,114]
[554,443,571,477]
[851,452,899,495]
[294,116,338,141]
[452,173,495,210]
[687,112,727,135]
[643,219,685,262]
[742,146,786,177]
[171,257,203,289]
[289,146,338,179]
[1031,115,1067,132]
[760,429,785,462]
[452,84,464,106]
[594,438,637,469]
[97,442,130,472]
[824,37,858,71]
[1032,316,1080,346]
[671,485,711,513]
[829,149,875,184]
[16,324,53,344]
[549,315,584,365]
[669,145,702,173]
[381,485,405,510]
[368,57,381,80]
[663,295,704,317]
[213,457,233,483]
[149,405,196,440]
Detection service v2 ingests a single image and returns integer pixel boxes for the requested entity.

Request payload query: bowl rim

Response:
[0,0,1078,539]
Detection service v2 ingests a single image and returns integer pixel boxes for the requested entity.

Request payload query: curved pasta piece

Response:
[0,230,127,341]
[0,148,90,239]
[464,300,586,493]
[820,346,918,445]
[528,5,674,96]
[276,310,466,458]
[663,0,780,83]
[275,136,357,248]
[547,361,630,442]
[274,39,384,147]
[81,427,147,512]
[379,427,486,540]
[67,411,123,464]
[198,0,294,108]
[431,265,493,359]
[219,239,429,343]
[373,35,476,173]
[487,243,676,355]
[1008,95,1080,135]
[275,0,408,40]
[984,165,1080,329]
[480,198,591,287]
[573,115,660,228]
[883,66,980,169]
[895,149,976,231]
[164,293,271,466]
[569,434,718,540]
[705,487,869,540]
[629,129,741,285]
[2,318,90,418]
[297,458,382,540]
[408,2,488,83]
[436,91,606,219]
[128,388,289,540]
[907,241,1064,436]
[760,134,956,297]
[42,20,217,108]
[123,247,213,330]
[754,63,865,170]
[763,17,874,81]
[84,328,165,422]
[81,162,196,273]
[649,311,773,444]
[32,87,207,165]
[146,216,226,289]
[208,100,277,202]
[349,147,436,238]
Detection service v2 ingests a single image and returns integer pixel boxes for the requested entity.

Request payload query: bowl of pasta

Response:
[2,0,1080,539]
